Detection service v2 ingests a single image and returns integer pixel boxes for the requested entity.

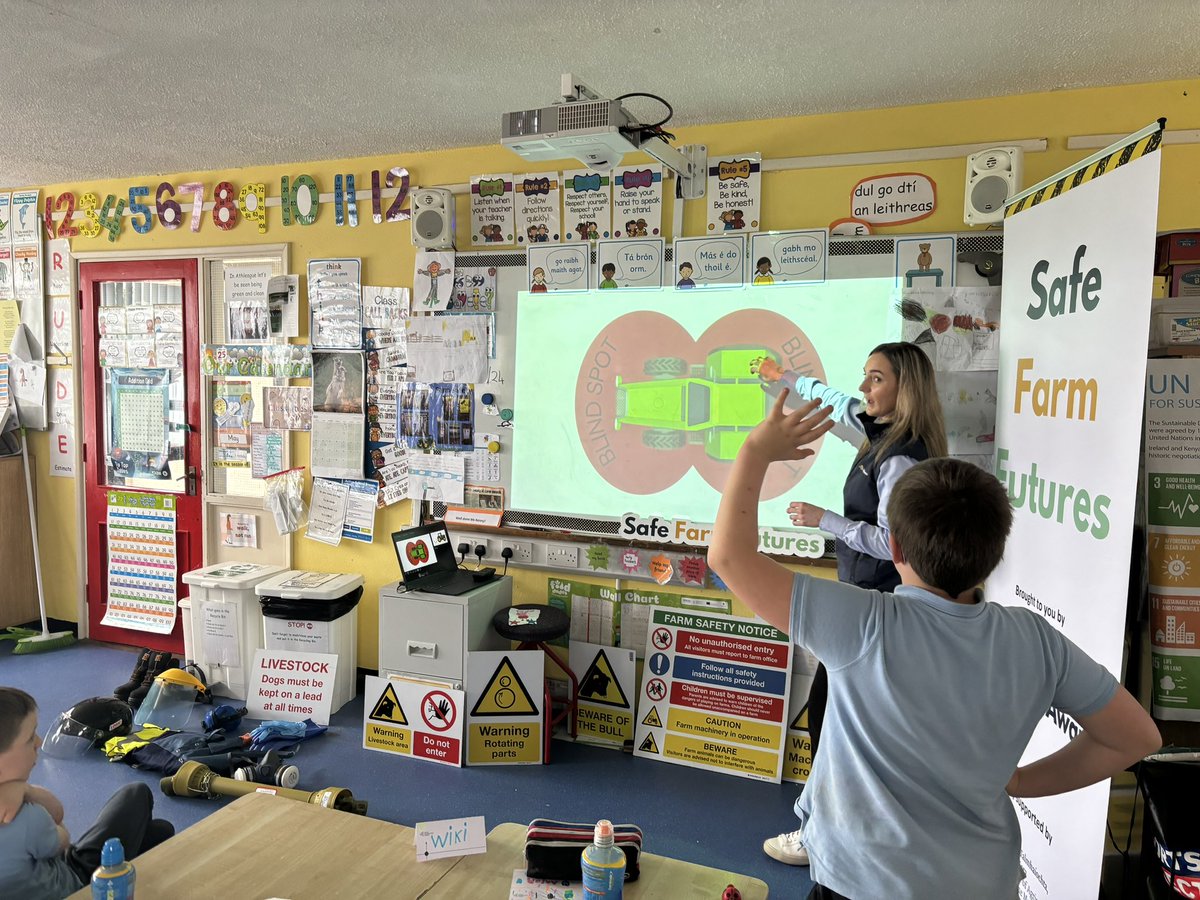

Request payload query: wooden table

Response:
[68,794,769,898]
[433,821,769,899]
[66,792,458,900]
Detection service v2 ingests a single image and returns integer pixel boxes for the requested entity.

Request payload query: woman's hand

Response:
[788,502,825,527]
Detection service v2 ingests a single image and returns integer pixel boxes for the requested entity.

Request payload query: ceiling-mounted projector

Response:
[500,74,705,199]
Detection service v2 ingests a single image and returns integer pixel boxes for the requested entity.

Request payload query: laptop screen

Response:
[392,522,458,587]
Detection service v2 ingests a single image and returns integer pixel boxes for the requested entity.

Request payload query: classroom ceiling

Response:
[1,0,1196,189]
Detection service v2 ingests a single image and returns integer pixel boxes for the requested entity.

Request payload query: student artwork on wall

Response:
[224,262,272,342]
[514,173,561,245]
[413,251,455,311]
[450,261,497,311]
[212,380,254,454]
[896,286,1000,372]
[706,153,761,234]
[613,164,663,238]
[672,235,746,288]
[595,239,664,290]
[405,315,488,383]
[312,350,364,415]
[526,243,590,293]
[562,170,612,242]
[749,230,828,285]
[470,174,515,246]
[894,234,956,290]
[308,258,363,349]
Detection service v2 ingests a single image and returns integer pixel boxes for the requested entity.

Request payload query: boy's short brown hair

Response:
[0,687,37,753]
[888,458,1013,596]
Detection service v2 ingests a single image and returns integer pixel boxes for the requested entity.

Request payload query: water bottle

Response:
[581,819,625,899]
[91,837,135,900]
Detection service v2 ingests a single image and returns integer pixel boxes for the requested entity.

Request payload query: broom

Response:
[10,426,75,654]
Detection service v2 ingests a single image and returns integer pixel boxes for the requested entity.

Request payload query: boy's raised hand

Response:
[746,390,834,462]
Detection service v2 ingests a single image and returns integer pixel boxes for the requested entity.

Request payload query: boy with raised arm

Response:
[708,391,1160,899]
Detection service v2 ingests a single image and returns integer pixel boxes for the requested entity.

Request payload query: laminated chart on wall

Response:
[632,608,792,782]
[569,641,636,749]
[104,491,177,634]
[361,675,464,768]
[107,369,172,480]
[466,651,544,765]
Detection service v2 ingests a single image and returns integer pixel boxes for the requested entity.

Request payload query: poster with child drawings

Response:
[706,154,761,234]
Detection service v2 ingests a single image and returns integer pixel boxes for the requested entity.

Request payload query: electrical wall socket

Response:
[546,544,579,568]
[501,540,533,564]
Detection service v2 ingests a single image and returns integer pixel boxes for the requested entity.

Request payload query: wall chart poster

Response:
[104,490,178,634]
[107,369,171,479]
[706,153,761,234]
[562,170,612,242]
[513,172,560,245]
[612,163,663,239]
[1145,359,1200,721]
[470,173,515,246]
[632,607,792,783]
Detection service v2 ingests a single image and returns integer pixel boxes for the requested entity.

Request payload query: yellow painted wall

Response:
[26,77,1198,669]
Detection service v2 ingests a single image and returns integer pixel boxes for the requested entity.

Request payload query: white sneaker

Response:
[763,828,809,865]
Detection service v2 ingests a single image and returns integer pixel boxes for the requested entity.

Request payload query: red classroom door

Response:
[80,259,203,653]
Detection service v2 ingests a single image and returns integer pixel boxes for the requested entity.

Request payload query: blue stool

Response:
[904,267,943,287]
[492,604,579,762]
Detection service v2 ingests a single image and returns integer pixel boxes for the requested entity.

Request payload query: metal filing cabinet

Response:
[378,575,513,688]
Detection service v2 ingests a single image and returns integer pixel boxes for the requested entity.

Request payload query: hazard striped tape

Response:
[1006,121,1164,218]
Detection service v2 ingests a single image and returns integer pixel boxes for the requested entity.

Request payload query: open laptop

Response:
[391,522,480,595]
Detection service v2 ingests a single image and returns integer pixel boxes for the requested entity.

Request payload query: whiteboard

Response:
[440,234,1002,535]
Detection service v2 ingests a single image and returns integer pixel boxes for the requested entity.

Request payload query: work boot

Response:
[113,648,152,701]
[127,651,179,709]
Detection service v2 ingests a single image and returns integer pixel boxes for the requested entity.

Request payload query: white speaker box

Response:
[411,187,455,248]
[964,147,1023,226]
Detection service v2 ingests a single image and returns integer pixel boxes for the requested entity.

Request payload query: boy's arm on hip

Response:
[1009,687,1161,798]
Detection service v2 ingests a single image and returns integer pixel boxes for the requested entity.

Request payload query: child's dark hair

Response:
[0,687,37,753]
[888,458,1013,596]
[602,263,615,275]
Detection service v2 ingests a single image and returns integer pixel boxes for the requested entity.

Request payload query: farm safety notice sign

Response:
[632,607,792,782]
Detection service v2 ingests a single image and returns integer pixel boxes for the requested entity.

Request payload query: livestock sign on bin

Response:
[362,675,464,768]
[248,649,337,725]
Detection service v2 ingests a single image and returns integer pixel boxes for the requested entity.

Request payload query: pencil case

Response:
[524,818,642,882]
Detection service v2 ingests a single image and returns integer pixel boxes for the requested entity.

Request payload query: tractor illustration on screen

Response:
[613,347,778,461]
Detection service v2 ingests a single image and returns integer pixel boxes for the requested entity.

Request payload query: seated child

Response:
[708,392,1162,900]
[0,687,174,899]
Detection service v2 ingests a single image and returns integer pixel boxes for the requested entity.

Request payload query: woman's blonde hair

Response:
[860,342,948,461]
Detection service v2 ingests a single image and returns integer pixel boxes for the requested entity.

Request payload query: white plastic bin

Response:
[255,570,363,714]
[180,562,286,699]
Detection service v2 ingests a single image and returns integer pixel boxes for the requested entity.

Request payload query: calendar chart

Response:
[104,491,178,634]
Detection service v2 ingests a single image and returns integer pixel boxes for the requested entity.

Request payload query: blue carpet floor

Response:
[1,640,814,897]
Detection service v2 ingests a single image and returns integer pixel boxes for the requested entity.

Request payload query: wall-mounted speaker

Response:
[411,187,455,249]
[964,147,1023,226]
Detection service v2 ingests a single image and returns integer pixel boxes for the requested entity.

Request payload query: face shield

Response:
[133,669,209,730]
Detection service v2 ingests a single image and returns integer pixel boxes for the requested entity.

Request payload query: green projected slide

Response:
[511,282,899,530]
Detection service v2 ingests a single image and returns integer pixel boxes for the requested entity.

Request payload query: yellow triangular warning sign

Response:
[641,705,663,728]
[471,656,539,716]
[639,732,659,754]
[789,703,809,731]
[370,683,408,725]
[577,649,630,709]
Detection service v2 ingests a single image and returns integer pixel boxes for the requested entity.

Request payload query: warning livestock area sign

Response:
[466,651,544,766]
[633,607,792,783]
[362,675,464,768]
[569,641,636,749]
